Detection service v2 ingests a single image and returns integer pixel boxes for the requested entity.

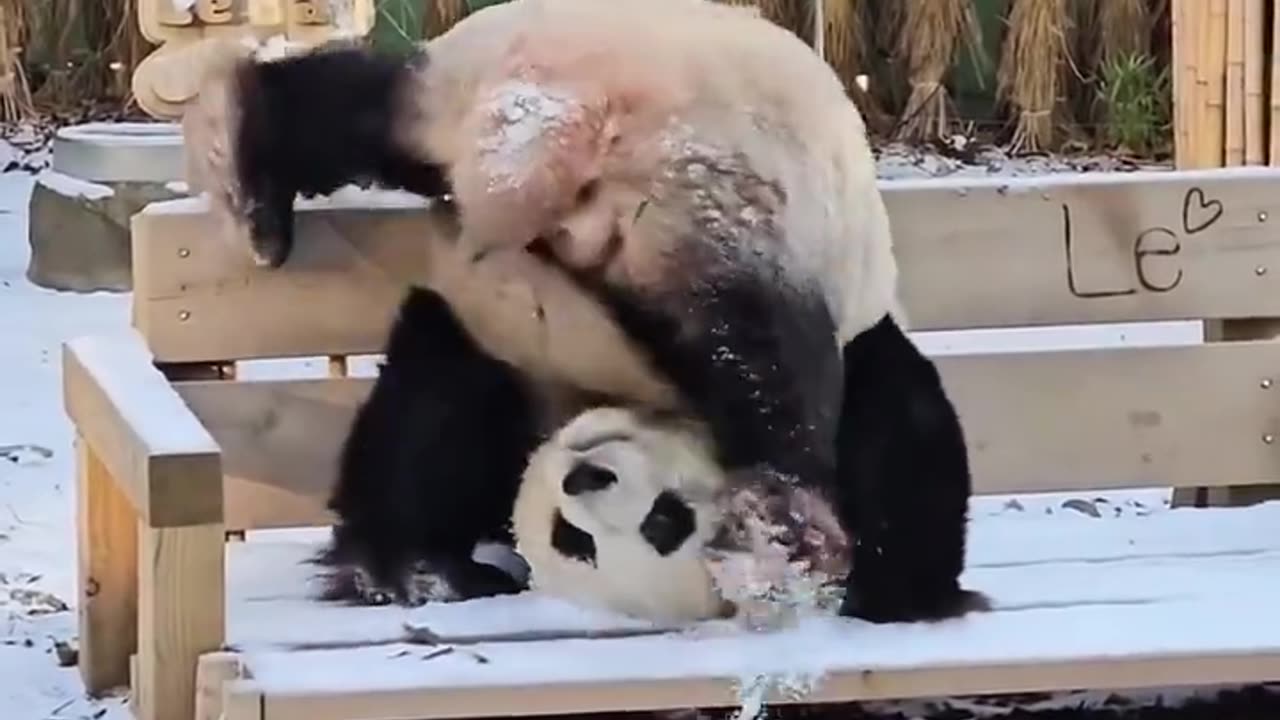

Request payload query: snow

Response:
[35,171,115,202]
[0,120,1273,718]
[476,81,582,192]
[66,334,219,457]
[54,122,181,148]
[226,501,1280,693]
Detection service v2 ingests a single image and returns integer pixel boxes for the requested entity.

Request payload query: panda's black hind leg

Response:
[833,313,990,623]
[318,286,541,606]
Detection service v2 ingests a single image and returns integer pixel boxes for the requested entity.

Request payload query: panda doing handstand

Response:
[185,0,988,623]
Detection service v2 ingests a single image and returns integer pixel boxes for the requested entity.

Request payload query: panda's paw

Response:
[838,582,992,624]
[316,563,403,606]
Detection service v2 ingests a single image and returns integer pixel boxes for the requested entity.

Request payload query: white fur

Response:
[511,408,728,624]
[412,0,903,343]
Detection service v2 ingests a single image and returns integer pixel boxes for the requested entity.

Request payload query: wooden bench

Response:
[63,167,1280,720]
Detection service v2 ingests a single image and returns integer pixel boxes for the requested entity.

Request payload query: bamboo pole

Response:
[1244,0,1266,163]
[1197,0,1227,168]
[1270,0,1280,164]
[1224,0,1245,165]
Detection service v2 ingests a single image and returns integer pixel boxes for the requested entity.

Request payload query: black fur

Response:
[834,313,989,622]
[549,256,982,623]
[319,286,541,605]
[639,490,698,557]
[551,511,598,566]
[547,261,844,491]
[232,44,449,266]
[561,463,619,496]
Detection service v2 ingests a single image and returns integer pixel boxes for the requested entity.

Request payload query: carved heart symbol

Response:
[1182,187,1224,235]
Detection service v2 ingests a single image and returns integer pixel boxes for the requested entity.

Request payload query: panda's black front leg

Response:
[833,313,990,623]
[320,286,541,606]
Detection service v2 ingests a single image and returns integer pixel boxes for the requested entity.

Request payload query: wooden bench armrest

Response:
[63,330,224,527]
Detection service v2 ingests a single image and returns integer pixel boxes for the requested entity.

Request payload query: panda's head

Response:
[512,406,732,624]
[512,406,850,627]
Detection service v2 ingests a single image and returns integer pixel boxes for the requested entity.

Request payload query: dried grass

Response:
[1,2,35,122]
[19,0,150,117]
[817,0,889,136]
[1095,0,1151,67]
[997,0,1073,153]
[890,0,984,143]
[424,0,468,39]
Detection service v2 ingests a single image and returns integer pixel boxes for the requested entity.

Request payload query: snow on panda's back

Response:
[511,406,733,624]
[413,0,896,342]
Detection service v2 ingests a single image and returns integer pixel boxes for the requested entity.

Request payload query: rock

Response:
[26,174,186,292]
[25,121,187,292]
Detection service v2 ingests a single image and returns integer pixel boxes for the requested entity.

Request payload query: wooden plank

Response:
[940,339,1280,494]
[63,332,224,527]
[168,340,1280,532]
[172,379,368,530]
[229,652,1280,720]
[75,435,139,695]
[130,195,436,364]
[885,168,1280,330]
[132,169,1280,364]
[137,522,226,720]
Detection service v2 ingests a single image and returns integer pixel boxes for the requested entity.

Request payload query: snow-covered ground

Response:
[0,130,1223,719]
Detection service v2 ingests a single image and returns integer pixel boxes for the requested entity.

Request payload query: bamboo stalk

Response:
[1172,0,1188,167]
[1197,0,1228,168]
[1270,0,1280,164]
[1244,0,1265,163]
[1225,0,1245,165]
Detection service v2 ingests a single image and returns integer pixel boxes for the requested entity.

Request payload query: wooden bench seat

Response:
[215,500,1280,719]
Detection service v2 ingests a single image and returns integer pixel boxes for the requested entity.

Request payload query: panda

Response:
[512,404,852,627]
[182,0,989,623]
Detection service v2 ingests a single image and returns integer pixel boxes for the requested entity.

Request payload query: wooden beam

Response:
[137,522,226,720]
[163,338,1280,533]
[131,169,1280,364]
[223,651,1280,720]
[63,332,224,527]
[75,436,139,695]
[172,378,368,530]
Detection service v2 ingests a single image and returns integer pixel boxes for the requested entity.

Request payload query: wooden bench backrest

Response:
[129,168,1280,530]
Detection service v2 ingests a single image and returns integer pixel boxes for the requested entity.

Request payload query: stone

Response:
[25,122,187,293]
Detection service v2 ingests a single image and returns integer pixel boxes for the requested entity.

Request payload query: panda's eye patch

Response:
[562,463,618,496]
[640,490,697,556]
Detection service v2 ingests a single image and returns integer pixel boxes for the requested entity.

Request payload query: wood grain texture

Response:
[137,522,226,720]
[63,332,224,527]
[132,169,1280,365]
[75,436,139,695]
[166,338,1280,532]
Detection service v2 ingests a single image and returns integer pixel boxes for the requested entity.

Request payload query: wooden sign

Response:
[132,0,376,119]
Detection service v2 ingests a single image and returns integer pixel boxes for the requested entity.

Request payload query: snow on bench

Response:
[218,499,1280,718]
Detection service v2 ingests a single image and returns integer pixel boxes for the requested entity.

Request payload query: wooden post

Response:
[136,522,226,720]
[75,435,139,694]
